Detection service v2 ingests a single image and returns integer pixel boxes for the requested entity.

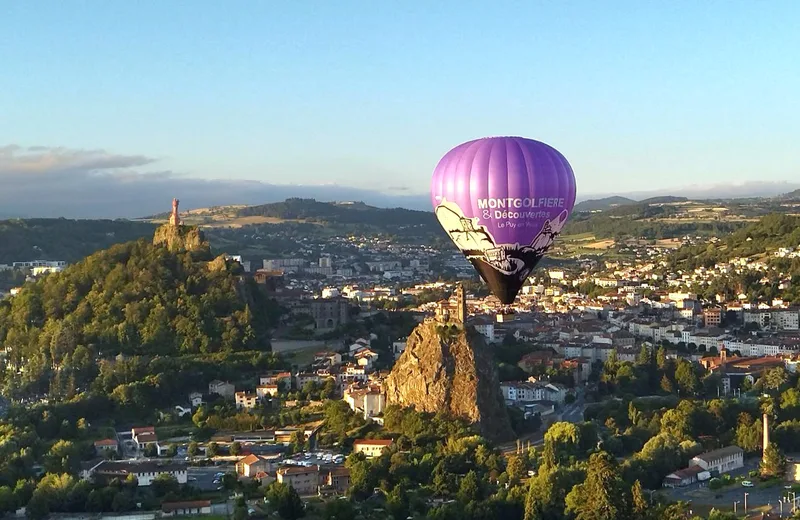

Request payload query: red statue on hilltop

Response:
[169,198,180,227]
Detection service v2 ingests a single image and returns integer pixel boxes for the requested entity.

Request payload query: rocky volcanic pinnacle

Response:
[384,319,514,443]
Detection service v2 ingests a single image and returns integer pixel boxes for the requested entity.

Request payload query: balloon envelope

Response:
[430,136,576,304]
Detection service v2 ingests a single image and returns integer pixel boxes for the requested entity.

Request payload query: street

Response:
[500,389,587,455]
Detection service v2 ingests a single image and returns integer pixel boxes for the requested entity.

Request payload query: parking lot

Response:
[188,464,235,491]
[280,450,346,468]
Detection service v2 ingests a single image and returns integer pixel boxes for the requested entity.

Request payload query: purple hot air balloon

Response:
[430,136,577,305]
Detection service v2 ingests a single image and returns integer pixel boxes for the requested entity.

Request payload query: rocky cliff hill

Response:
[153,223,209,254]
[384,320,514,443]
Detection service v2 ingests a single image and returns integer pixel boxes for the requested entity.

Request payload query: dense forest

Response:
[0,219,156,265]
[0,238,281,399]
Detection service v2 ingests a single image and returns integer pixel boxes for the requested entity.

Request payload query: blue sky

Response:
[1,1,799,213]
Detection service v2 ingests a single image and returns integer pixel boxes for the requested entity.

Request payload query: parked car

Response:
[742,481,754,487]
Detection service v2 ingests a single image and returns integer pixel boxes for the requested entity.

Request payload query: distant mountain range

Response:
[572,195,691,212]
[572,197,637,212]
[146,197,437,229]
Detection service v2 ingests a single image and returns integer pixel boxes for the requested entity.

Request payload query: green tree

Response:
[782,388,800,417]
[45,439,80,474]
[265,482,305,520]
[187,441,199,457]
[660,375,674,394]
[166,444,178,458]
[565,452,629,520]
[762,367,789,392]
[206,442,219,457]
[735,413,762,454]
[323,499,356,520]
[760,442,787,479]
[290,430,307,454]
[321,378,337,399]
[457,470,480,503]
[111,491,134,512]
[151,474,180,497]
[706,508,737,520]
[0,486,17,515]
[525,466,583,520]
[674,360,699,396]
[230,441,242,456]
[631,480,649,520]
[656,346,667,370]
[542,422,580,467]
[505,455,526,486]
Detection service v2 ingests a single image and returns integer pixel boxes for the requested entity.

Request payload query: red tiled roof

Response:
[238,454,263,465]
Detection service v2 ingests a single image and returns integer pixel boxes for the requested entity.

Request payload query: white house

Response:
[392,340,406,360]
[162,500,212,516]
[83,460,187,486]
[690,446,744,475]
[188,392,203,407]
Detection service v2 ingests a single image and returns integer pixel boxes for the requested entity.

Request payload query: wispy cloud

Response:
[0,145,155,176]
[0,144,429,218]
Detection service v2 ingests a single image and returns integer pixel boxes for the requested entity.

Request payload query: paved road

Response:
[561,391,586,423]
[665,459,800,514]
[500,390,587,455]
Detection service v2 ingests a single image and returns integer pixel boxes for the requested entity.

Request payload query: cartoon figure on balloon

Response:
[435,199,568,282]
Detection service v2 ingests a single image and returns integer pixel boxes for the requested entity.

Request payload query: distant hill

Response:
[0,219,156,265]
[639,196,689,204]
[668,213,800,270]
[782,189,800,200]
[573,196,637,212]
[236,198,436,228]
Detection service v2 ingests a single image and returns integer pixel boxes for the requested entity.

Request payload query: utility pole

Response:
[734,500,740,514]
[745,492,749,513]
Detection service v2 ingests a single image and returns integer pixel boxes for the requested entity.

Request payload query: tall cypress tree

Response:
[760,442,787,479]
[565,451,630,520]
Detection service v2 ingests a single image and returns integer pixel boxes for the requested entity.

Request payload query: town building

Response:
[208,380,235,399]
[93,439,119,455]
[319,466,350,495]
[235,392,259,410]
[162,501,212,517]
[690,446,744,475]
[277,465,320,495]
[344,384,385,419]
[256,385,279,399]
[236,454,274,477]
[353,439,393,458]
[500,380,567,404]
[189,392,203,407]
[703,307,723,327]
[259,371,293,388]
[131,427,158,451]
[663,465,706,488]
[82,460,187,486]
[308,297,351,331]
